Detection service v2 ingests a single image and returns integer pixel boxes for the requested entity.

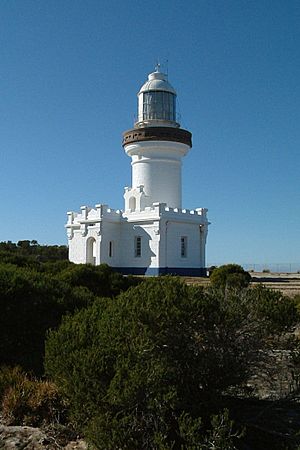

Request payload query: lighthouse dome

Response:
[138,70,176,95]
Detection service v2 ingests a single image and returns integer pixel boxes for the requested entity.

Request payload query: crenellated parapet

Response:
[123,201,209,226]
[66,204,123,239]
[164,206,208,217]
[67,204,123,224]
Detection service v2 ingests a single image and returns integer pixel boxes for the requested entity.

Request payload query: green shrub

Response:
[57,263,140,298]
[45,278,298,449]
[0,264,93,374]
[202,409,243,449]
[293,294,300,311]
[40,259,73,274]
[248,285,299,331]
[0,259,141,374]
[210,264,251,290]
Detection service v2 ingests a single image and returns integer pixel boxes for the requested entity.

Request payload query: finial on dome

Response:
[155,61,161,72]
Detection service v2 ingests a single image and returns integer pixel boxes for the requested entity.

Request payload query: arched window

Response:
[86,237,96,265]
[129,196,136,212]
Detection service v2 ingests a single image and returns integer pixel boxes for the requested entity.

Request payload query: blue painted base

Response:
[113,267,207,277]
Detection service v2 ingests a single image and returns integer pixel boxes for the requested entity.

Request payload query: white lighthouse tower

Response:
[66,67,209,275]
[123,66,191,211]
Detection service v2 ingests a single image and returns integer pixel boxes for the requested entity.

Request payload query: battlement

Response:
[164,206,208,217]
[67,202,209,227]
[122,202,209,225]
[66,204,123,226]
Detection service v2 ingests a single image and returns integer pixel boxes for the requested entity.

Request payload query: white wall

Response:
[160,220,203,269]
[98,221,121,266]
[68,230,86,263]
[118,220,160,268]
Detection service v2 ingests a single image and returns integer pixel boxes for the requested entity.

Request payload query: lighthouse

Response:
[66,67,209,275]
[123,66,191,211]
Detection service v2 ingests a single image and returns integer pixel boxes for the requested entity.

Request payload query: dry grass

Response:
[183,273,300,297]
[0,367,67,427]
[250,272,300,297]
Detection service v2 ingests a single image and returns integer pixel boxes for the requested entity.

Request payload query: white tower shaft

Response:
[126,140,189,209]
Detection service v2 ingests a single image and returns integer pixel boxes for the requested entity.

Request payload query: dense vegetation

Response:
[45,277,300,449]
[0,241,140,374]
[0,240,68,266]
[1,245,300,449]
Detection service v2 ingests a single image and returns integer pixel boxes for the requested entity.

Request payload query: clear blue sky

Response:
[0,0,299,267]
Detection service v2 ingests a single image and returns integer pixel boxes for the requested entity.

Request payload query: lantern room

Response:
[135,67,180,128]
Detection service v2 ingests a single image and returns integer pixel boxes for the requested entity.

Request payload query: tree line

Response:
[0,240,68,266]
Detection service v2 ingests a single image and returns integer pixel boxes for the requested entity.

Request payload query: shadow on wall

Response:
[118,225,155,275]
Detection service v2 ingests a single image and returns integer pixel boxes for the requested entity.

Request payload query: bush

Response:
[0,258,141,374]
[210,264,251,290]
[247,285,298,331]
[57,263,140,298]
[45,278,298,449]
[0,264,94,374]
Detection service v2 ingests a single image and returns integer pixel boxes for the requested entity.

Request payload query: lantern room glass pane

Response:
[142,91,176,121]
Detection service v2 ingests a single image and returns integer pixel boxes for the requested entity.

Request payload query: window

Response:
[142,91,176,121]
[181,236,187,258]
[135,236,142,258]
[129,196,136,212]
[109,241,113,258]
